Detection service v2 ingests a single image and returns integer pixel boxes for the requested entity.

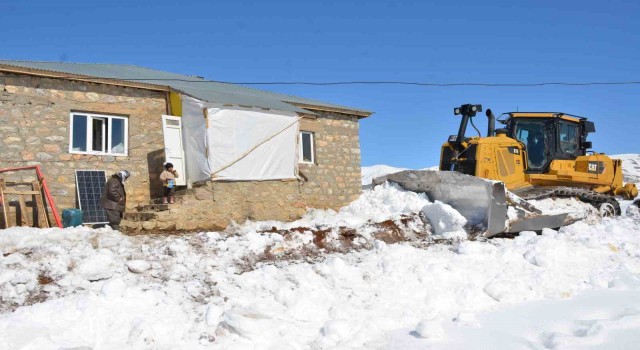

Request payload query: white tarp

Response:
[180,96,299,183]
[207,107,299,180]
[181,96,210,184]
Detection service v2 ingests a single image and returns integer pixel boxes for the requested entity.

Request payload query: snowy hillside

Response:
[362,164,437,186]
[0,155,638,349]
[614,153,640,184]
[361,164,409,187]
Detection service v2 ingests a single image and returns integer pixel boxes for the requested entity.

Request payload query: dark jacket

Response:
[100,175,126,212]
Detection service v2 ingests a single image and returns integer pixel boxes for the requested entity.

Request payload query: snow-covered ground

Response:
[0,155,638,349]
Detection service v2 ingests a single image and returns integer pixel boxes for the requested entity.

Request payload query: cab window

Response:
[559,121,579,154]
[514,120,547,169]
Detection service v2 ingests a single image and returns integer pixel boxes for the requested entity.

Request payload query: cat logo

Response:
[587,161,605,174]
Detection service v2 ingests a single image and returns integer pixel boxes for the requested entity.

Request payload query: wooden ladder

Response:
[0,179,50,228]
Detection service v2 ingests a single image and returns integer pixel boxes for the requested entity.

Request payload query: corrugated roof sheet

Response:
[0,60,372,116]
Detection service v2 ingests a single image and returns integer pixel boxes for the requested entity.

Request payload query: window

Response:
[69,113,128,155]
[514,120,547,169]
[299,131,315,163]
[559,121,579,154]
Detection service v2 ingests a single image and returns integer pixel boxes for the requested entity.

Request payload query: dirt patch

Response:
[235,213,434,272]
[37,274,54,285]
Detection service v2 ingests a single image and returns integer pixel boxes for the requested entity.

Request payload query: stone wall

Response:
[0,71,364,231]
[123,181,307,232]
[298,111,362,208]
[0,72,167,226]
[124,110,364,232]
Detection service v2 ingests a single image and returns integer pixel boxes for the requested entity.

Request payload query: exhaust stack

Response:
[486,109,496,137]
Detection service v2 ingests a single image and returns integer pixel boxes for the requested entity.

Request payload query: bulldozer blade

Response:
[372,170,508,236]
[372,170,579,237]
[506,213,573,233]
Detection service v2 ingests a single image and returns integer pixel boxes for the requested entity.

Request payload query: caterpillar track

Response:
[514,187,622,217]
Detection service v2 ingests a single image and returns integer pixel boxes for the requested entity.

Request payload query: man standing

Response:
[100,170,130,231]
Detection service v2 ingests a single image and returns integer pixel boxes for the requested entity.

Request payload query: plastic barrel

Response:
[62,208,83,228]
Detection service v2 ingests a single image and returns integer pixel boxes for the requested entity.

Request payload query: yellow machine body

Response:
[440,133,531,191]
[440,112,638,200]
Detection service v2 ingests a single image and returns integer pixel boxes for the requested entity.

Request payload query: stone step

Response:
[138,204,170,212]
[124,212,157,222]
[149,191,191,204]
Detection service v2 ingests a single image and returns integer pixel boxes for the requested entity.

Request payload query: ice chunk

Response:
[422,200,467,236]
[415,319,445,339]
[126,260,151,273]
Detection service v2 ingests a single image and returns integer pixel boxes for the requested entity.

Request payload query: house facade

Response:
[0,61,371,231]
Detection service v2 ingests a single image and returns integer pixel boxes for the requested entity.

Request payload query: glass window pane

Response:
[111,118,125,154]
[560,122,578,153]
[302,133,313,162]
[516,121,547,169]
[72,115,87,152]
[92,118,105,152]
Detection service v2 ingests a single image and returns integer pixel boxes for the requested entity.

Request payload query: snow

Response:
[361,164,438,186]
[361,164,409,186]
[0,156,638,349]
[614,153,640,184]
[421,201,467,237]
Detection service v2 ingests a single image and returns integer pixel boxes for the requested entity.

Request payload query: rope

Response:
[209,116,303,177]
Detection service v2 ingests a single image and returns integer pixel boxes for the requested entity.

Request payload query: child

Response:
[160,163,179,204]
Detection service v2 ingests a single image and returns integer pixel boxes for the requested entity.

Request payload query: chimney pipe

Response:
[486,109,496,137]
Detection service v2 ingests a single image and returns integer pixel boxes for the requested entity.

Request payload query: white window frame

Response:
[69,112,129,156]
[298,131,315,164]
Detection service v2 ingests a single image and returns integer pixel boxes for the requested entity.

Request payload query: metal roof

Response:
[0,60,372,117]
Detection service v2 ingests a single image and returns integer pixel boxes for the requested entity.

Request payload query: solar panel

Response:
[75,170,108,224]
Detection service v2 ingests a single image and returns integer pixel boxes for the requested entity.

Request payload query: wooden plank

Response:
[2,189,41,195]
[32,181,49,228]
[5,182,40,186]
[17,194,28,226]
[0,179,8,229]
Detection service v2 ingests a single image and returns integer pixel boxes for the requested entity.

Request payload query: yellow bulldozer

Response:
[373,104,639,237]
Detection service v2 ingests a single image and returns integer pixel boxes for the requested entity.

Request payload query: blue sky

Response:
[2,0,639,168]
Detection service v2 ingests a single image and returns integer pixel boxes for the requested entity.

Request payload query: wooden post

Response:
[32,180,49,228]
[0,179,8,229]
[17,193,28,226]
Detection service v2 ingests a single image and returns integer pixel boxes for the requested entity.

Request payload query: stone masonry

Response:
[123,111,363,232]
[0,72,167,225]
[298,111,362,208]
[0,71,364,231]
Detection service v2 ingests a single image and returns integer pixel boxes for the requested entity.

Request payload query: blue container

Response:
[62,208,83,228]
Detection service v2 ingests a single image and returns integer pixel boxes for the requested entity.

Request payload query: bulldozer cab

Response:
[503,113,594,173]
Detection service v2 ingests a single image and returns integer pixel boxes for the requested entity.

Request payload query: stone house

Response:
[0,60,372,231]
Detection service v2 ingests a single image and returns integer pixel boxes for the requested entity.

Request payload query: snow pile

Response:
[0,155,638,349]
[293,182,430,228]
[1,213,639,349]
[226,182,435,259]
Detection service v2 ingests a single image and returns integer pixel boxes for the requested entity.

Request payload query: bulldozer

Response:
[373,104,639,237]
